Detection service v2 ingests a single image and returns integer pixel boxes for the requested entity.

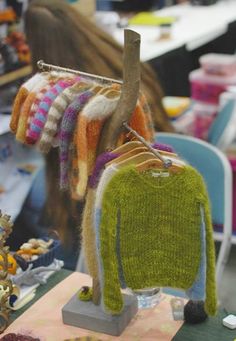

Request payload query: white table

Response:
[113,0,236,62]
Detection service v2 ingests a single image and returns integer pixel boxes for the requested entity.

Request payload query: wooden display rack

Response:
[62,29,141,336]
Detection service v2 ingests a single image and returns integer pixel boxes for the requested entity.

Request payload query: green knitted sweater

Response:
[99,165,217,316]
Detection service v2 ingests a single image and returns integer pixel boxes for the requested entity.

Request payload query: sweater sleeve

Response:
[199,186,217,316]
[99,182,123,315]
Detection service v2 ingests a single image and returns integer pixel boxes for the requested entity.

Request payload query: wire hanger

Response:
[122,122,172,169]
[37,60,122,85]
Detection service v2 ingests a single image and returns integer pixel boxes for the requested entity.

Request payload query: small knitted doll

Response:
[27,77,78,144]
[59,84,104,190]
[97,165,217,316]
[38,80,92,153]
[10,73,46,133]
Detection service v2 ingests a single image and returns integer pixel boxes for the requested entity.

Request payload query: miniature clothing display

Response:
[10,72,155,201]
[97,165,216,316]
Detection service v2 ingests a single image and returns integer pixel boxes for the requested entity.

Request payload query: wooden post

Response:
[93,29,141,305]
[98,29,141,154]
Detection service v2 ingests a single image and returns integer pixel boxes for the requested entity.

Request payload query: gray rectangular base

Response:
[62,292,138,336]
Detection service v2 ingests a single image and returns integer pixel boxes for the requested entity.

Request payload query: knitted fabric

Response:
[38,80,91,153]
[98,165,216,316]
[186,205,206,301]
[88,142,176,188]
[59,85,103,190]
[10,73,44,133]
[27,78,77,144]
[88,152,119,188]
[75,90,155,200]
[25,81,56,144]
[15,77,52,143]
[84,146,178,278]
[81,188,99,280]
[75,86,121,200]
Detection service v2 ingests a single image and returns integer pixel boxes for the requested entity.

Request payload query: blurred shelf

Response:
[0,65,32,87]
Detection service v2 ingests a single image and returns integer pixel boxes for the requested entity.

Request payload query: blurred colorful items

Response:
[0,7,16,24]
[128,12,176,26]
[162,96,191,118]
[5,31,31,64]
[0,253,17,275]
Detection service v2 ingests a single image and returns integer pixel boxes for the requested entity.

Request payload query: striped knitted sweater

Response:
[38,80,92,153]
[59,84,103,190]
[10,73,45,133]
[28,77,78,144]
[98,165,217,316]
[26,81,56,144]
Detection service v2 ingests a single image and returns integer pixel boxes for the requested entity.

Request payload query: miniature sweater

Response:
[10,73,45,133]
[38,80,92,153]
[16,77,50,142]
[98,165,217,316]
[26,81,56,144]
[27,77,78,144]
[59,84,103,190]
[75,89,155,200]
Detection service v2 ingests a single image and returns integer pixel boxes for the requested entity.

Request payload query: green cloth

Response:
[173,310,236,341]
[99,165,217,316]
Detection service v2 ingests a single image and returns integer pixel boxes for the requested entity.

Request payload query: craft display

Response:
[8,29,217,337]
[0,210,17,333]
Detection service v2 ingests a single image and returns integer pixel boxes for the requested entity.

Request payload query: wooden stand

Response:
[62,292,138,336]
[62,28,141,335]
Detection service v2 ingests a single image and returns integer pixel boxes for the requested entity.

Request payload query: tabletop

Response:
[5,269,236,341]
[113,0,236,62]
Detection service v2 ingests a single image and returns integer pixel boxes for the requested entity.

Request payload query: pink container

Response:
[189,69,236,104]
[200,53,236,77]
[192,101,218,140]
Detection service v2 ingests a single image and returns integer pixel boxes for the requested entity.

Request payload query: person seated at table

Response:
[21,0,174,270]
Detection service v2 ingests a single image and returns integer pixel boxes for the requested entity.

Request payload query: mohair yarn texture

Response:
[75,88,155,200]
[27,77,78,144]
[99,165,217,316]
[10,73,44,133]
[25,81,56,144]
[59,84,104,190]
[38,80,92,153]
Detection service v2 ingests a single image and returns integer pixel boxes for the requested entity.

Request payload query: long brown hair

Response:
[24,0,174,246]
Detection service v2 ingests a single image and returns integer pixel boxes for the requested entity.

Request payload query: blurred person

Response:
[23,0,174,269]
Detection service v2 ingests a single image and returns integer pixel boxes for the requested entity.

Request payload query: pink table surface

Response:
[2,272,184,341]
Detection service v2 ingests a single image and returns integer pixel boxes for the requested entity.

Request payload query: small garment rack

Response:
[122,122,172,168]
[37,60,172,169]
[37,60,123,85]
